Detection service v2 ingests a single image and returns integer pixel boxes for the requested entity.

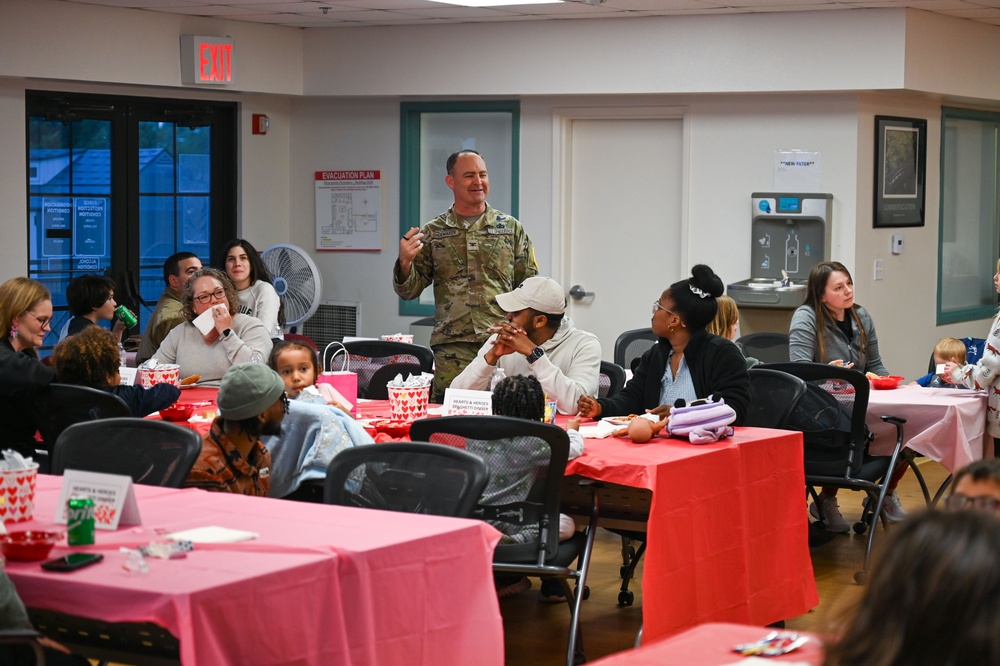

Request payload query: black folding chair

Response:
[28,384,131,472]
[410,415,598,666]
[598,360,626,399]
[745,367,809,428]
[613,328,657,374]
[766,363,906,583]
[736,332,791,364]
[323,442,489,518]
[333,340,434,399]
[51,418,202,488]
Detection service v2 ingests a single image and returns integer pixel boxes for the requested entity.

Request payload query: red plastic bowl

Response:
[160,403,195,421]
[0,530,63,562]
[871,375,904,390]
[370,420,412,438]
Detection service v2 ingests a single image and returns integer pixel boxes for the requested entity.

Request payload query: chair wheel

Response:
[618,590,634,606]
[854,570,868,584]
[619,565,629,579]
[626,545,636,558]
[853,521,867,535]
[582,585,591,601]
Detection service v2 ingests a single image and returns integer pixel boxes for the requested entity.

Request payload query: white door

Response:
[560,116,684,362]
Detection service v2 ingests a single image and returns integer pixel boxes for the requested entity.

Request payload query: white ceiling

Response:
[50,0,1000,29]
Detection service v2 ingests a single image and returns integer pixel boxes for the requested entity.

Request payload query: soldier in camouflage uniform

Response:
[394,150,538,402]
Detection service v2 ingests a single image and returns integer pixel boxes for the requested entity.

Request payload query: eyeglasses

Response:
[944,493,1000,514]
[652,301,677,317]
[194,289,227,304]
[22,312,52,329]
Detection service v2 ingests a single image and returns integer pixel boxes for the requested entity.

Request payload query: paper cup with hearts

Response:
[388,384,430,421]
[0,463,39,523]
[138,363,181,389]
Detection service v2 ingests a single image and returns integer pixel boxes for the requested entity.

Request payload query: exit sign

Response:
[180,36,235,85]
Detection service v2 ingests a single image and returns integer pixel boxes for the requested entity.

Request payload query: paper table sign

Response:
[442,388,493,416]
[55,470,141,530]
[119,367,138,386]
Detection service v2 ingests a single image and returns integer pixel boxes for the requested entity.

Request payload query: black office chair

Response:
[745,367,809,428]
[51,418,202,488]
[766,363,906,583]
[28,384,131,472]
[598,361,626,399]
[410,415,598,666]
[613,328,657,374]
[0,629,45,665]
[736,332,791,364]
[332,340,434,399]
[323,442,489,518]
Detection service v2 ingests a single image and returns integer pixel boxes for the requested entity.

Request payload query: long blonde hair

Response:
[708,295,739,340]
[0,277,50,338]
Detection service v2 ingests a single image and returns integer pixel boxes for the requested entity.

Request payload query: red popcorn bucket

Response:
[387,385,430,422]
[0,463,39,523]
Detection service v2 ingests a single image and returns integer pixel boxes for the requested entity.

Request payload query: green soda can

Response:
[114,305,138,329]
[67,495,95,546]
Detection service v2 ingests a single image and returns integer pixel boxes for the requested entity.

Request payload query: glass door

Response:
[27,92,236,353]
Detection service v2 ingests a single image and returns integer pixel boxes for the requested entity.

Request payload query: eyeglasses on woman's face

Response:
[22,312,52,329]
[194,288,227,304]
[652,301,677,317]
[944,493,1000,515]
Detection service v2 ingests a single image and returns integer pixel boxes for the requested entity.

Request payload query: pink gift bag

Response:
[317,342,358,416]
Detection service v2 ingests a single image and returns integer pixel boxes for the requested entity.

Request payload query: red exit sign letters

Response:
[180,36,236,85]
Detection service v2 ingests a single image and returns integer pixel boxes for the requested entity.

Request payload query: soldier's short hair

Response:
[446,149,482,175]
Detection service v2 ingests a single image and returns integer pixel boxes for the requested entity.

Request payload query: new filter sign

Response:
[180,36,235,85]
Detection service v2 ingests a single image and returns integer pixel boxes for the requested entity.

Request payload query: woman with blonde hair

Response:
[708,295,760,369]
[0,277,55,457]
[152,268,272,386]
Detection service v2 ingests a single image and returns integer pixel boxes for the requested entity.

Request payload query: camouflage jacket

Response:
[393,203,538,346]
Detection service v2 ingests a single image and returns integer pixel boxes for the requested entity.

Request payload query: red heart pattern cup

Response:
[387,385,430,422]
[0,463,39,523]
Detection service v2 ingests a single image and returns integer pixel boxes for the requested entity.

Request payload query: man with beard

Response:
[185,363,286,496]
[451,277,601,414]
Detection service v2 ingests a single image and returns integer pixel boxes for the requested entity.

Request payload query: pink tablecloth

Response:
[866,384,989,471]
[566,428,818,642]
[6,475,504,666]
[589,622,824,665]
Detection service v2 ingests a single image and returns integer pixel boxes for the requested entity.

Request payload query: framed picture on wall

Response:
[873,115,927,228]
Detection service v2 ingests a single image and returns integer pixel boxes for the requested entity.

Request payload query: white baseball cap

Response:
[495,277,566,315]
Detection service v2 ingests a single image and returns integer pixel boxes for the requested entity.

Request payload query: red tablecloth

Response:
[566,426,817,641]
[356,401,817,642]
[866,384,990,470]
[6,475,504,666]
[589,622,824,665]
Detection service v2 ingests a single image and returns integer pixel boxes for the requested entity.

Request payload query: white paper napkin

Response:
[167,526,259,543]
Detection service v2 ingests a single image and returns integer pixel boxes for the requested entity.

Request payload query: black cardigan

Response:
[0,339,55,457]
[597,328,750,425]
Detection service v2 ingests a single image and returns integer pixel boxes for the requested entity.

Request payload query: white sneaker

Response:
[865,491,907,523]
[809,496,851,533]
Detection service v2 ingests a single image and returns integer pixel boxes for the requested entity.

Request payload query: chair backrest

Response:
[765,362,871,478]
[51,417,202,487]
[745,367,809,428]
[926,336,987,372]
[332,340,435,399]
[736,332,791,364]
[410,415,571,564]
[613,328,657,373]
[323,442,489,518]
[366,363,423,400]
[598,360,626,399]
[29,384,131,455]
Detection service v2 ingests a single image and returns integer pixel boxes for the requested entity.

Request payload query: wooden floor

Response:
[501,459,951,665]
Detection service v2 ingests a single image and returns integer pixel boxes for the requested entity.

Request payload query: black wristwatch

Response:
[526,346,545,365]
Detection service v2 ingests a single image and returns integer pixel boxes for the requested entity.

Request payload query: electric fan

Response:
[261,244,322,329]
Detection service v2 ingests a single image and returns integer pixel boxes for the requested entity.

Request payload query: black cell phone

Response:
[40,553,104,572]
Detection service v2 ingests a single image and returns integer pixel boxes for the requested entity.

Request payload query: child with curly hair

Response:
[51,326,179,417]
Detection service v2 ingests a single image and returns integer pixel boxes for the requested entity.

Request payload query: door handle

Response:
[569,285,594,301]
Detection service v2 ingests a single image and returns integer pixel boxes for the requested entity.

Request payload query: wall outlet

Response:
[874,258,884,281]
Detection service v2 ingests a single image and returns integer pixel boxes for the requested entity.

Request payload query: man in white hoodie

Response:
[450,276,601,414]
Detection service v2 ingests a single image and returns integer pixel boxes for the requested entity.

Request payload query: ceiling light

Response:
[428,0,563,7]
